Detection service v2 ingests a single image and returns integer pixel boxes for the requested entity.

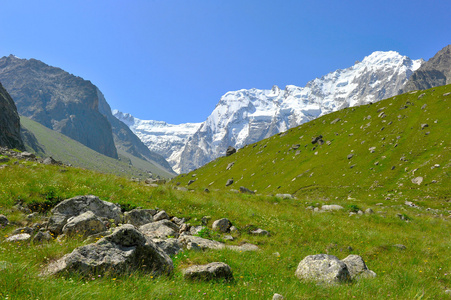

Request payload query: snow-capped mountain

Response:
[177,51,423,173]
[112,110,201,172]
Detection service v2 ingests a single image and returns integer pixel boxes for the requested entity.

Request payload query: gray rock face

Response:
[62,211,107,237]
[0,55,118,158]
[33,231,53,243]
[226,146,236,156]
[43,224,173,276]
[0,81,25,150]
[47,195,122,235]
[139,220,179,239]
[183,262,233,281]
[124,209,156,227]
[341,255,376,279]
[295,254,351,284]
[212,218,232,233]
[401,45,451,93]
[152,238,183,256]
[153,210,169,222]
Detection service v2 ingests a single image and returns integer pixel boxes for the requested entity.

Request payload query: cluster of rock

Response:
[0,147,65,168]
[2,195,260,280]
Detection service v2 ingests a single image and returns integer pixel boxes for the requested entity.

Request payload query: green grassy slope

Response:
[20,116,174,179]
[175,85,451,202]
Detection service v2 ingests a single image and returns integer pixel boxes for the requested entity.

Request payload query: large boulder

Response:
[226,146,236,157]
[124,209,156,226]
[43,224,173,276]
[341,255,376,279]
[183,262,233,281]
[152,238,183,256]
[295,254,351,284]
[61,211,107,237]
[139,220,179,239]
[212,218,232,233]
[47,195,122,235]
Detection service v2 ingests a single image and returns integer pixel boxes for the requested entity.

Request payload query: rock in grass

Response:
[43,224,173,277]
[5,233,31,243]
[139,219,179,239]
[47,195,122,235]
[341,255,376,279]
[226,146,236,157]
[295,254,351,284]
[183,262,233,281]
[225,178,234,186]
[321,205,344,211]
[273,294,284,300]
[152,238,183,256]
[124,209,157,227]
[239,186,255,194]
[153,210,169,221]
[212,218,232,233]
[33,231,53,243]
[250,228,270,236]
[411,176,423,185]
[62,211,106,237]
[0,215,8,227]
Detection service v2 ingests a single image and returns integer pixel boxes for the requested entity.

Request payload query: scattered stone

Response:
[369,147,376,153]
[342,255,376,279]
[33,231,53,243]
[347,154,354,159]
[418,93,426,99]
[178,235,225,250]
[330,118,341,125]
[311,135,323,144]
[272,293,284,300]
[321,205,344,211]
[223,235,234,241]
[411,177,424,185]
[212,218,232,233]
[20,152,35,159]
[189,225,206,235]
[239,186,255,194]
[43,224,173,277]
[43,157,58,165]
[5,233,32,243]
[124,209,156,227]
[295,254,351,284]
[393,244,407,250]
[365,208,374,215]
[275,194,293,199]
[183,262,233,281]
[226,162,235,170]
[420,124,428,130]
[140,220,179,239]
[0,215,9,227]
[229,226,238,233]
[443,92,451,97]
[153,210,169,221]
[225,179,234,186]
[187,180,195,185]
[250,228,270,236]
[226,146,236,157]
[12,227,34,235]
[291,144,300,150]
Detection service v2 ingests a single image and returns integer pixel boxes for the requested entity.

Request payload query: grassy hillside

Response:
[175,85,451,203]
[20,116,175,179]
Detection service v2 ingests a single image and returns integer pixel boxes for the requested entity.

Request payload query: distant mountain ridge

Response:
[116,50,423,173]
[0,55,175,175]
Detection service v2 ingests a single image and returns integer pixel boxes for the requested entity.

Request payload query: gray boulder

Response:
[273,294,284,300]
[342,255,376,279]
[5,233,32,243]
[43,224,173,276]
[43,157,58,165]
[226,146,236,157]
[250,228,270,236]
[212,218,232,233]
[411,176,424,185]
[12,227,34,235]
[189,225,206,235]
[183,262,233,281]
[321,205,344,212]
[124,209,156,226]
[275,194,293,199]
[295,254,351,284]
[33,231,53,243]
[139,220,179,239]
[225,179,234,186]
[153,210,169,221]
[152,238,183,256]
[239,186,255,194]
[0,214,8,227]
[62,211,107,237]
[47,195,122,235]
[178,235,225,250]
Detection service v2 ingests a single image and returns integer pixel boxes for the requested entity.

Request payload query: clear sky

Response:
[0,0,449,124]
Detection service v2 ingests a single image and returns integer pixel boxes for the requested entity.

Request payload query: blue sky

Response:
[0,0,449,123]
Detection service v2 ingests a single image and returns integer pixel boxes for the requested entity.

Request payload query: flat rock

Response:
[153,210,169,221]
[411,176,423,185]
[152,238,183,256]
[5,233,31,243]
[183,262,233,281]
[62,211,107,237]
[250,228,270,236]
[178,235,225,250]
[321,205,344,211]
[43,224,173,277]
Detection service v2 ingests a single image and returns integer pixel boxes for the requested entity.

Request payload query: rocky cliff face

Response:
[112,110,200,173]
[97,90,174,172]
[0,81,24,150]
[401,45,451,93]
[177,51,423,173]
[0,55,118,158]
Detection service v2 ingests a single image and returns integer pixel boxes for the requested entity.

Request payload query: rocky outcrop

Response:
[0,81,24,150]
[401,45,451,93]
[183,262,233,281]
[43,224,173,277]
[295,254,351,284]
[0,55,118,158]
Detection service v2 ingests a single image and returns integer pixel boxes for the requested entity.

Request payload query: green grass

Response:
[0,86,450,299]
[20,116,175,179]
